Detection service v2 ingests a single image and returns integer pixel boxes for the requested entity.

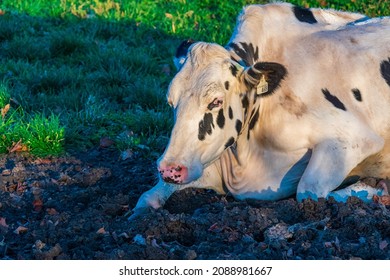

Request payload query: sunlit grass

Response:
[0,83,65,156]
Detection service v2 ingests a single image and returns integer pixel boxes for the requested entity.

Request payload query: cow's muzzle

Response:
[158,164,189,184]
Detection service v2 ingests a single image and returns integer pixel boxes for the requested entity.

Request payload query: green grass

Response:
[0,83,64,156]
[0,0,389,158]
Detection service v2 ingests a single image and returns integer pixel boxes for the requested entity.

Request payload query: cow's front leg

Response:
[134,180,179,210]
[128,180,178,220]
[129,162,224,219]
[328,181,388,202]
[297,134,384,202]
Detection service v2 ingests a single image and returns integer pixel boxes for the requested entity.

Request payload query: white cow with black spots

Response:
[133,2,390,215]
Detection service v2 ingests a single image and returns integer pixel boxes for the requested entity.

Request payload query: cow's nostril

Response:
[175,166,182,172]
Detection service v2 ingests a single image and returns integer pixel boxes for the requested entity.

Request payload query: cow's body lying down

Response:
[133,3,390,213]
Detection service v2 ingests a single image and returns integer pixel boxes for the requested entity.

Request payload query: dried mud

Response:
[0,148,389,260]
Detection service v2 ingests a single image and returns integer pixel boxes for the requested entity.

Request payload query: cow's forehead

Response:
[187,42,231,68]
[168,43,236,105]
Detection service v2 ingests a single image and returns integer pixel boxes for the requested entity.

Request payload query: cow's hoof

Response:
[376,180,389,195]
[126,206,155,221]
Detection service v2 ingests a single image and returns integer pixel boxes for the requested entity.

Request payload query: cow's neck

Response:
[229,90,263,164]
[227,22,292,65]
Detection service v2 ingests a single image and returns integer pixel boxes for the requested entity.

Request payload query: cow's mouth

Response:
[158,164,189,184]
[158,159,205,185]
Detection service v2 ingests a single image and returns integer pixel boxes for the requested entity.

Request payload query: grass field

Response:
[0,0,389,157]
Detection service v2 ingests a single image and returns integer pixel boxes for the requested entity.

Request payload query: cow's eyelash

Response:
[207,98,223,110]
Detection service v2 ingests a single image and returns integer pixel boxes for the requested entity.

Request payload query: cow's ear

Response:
[243,62,287,96]
[173,39,196,71]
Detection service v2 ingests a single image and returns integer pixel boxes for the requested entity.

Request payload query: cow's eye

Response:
[207,98,223,110]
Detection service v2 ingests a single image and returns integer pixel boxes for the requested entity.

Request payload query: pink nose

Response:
[158,164,188,184]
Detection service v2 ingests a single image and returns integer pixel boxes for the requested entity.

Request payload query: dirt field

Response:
[0,148,390,260]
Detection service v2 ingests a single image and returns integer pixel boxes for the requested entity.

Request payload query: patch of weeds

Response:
[116,107,172,158]
[115,130,142,151]
[124,77,166,110]
[116,131,169,160]
[0,83,65,157]
[18,113,65,157]
[0,83,20,154]
[63,92,171,156]
[63,94,114,149]
[126,107,172,137]
[0,83,11,108]
[77,94,108,124]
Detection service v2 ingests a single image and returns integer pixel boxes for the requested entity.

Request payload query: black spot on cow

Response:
[241,95,249,117]
[248,62,288,96]
[228,106,234,119]
[352,88,362,102]
[248,108,260,131]
[247,108,260,139]
[235,119,242,134]
[217,108,225,129]
[293,6,318,24]
[224,137,235,149]
[228,42,259,66]
[198,113,214,141]
[322,88,347,111]
[247,67,259,81]
[380,58,390,88]
[230,64,239,77]
[224,81,230,90]
[247,108,259,140]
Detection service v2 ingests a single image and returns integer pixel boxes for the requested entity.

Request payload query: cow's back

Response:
[284,18,390,137]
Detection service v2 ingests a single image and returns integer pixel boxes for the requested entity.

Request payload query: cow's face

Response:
[158,42,286,184]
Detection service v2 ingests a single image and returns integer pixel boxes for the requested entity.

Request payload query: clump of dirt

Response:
[0,148,389,259]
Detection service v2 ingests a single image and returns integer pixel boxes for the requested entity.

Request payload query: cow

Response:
[132,2,390,215]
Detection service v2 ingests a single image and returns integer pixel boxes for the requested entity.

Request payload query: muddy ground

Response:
[0,147,389,260]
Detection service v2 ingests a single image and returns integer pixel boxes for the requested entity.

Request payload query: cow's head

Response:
[158,41,286,184]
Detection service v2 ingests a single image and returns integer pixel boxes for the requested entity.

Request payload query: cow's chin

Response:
[179,162,204,185]
[180,154,221,185]
[157,157,204,186]
[158,150,220,186]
